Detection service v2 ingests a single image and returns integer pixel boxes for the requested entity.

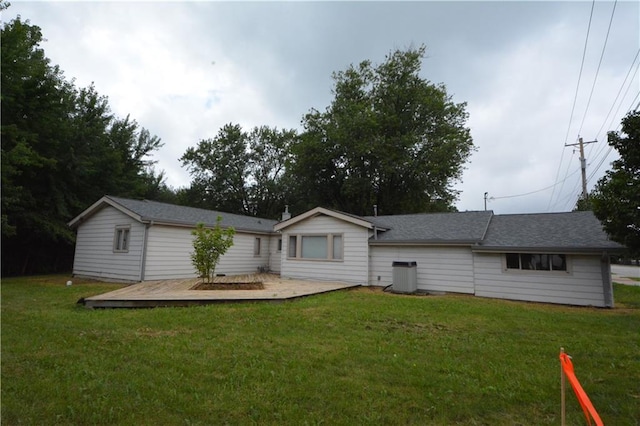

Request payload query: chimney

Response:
[373,204,378,217]
[281,205,291,221]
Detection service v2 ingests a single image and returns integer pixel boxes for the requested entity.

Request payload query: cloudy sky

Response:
[3,1,638,214]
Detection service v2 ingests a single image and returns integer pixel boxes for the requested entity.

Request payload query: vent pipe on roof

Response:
[373,204,378,217]
[281,205,291,221]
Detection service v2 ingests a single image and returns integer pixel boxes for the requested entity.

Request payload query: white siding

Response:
[72,207,144,281]
[268,236,282,273]
[280,215,369,284]
[369,246,475,294]
[144,225,273,280]
[473,252,607,307]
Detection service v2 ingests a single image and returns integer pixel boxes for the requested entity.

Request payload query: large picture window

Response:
[113,226,130,253]
[288,234,343,260]
[505,253,566,271]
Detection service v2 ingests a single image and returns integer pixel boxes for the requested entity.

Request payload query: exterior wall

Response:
[473,252,607,307]
[280,215,369,284]
[144,225,273,280]
[72,206,145,281]
[369,246,475,294]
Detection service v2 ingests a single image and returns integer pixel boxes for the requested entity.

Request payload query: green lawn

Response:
[2,275,639,425]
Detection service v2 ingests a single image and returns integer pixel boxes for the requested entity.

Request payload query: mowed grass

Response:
[2,276,639,425]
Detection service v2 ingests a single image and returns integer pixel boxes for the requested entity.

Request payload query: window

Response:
[254,237,261,256]
[277,238,282,252]
[113,226,130,252]
[302,235,327,259]
[288,235,297,258]
[505,253,566,271]
[287,234,343,260]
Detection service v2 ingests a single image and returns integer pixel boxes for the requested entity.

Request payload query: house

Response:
[68,196,281,282]
[69,196,623,307]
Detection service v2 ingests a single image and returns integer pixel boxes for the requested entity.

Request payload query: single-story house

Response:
[69,196,623,307]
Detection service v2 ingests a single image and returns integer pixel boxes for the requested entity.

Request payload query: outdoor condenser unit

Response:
[392,261,417,293]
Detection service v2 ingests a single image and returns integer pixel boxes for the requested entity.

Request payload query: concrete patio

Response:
[80,274,360,308]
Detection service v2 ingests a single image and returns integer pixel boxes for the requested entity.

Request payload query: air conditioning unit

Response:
[392,261,417,293]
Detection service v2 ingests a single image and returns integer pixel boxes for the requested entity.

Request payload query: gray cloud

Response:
[3,1,638,214]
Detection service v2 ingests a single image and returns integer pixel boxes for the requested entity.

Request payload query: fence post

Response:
[560,347,565,426]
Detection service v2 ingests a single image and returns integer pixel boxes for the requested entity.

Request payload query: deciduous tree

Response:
[190,218,235,283]
[1,15,166,275]
[590,110,640,256]
[180,124,296,218]
[290,46,474,216]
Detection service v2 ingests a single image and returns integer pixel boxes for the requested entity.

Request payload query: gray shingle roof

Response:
[364,211,493,244]
[477,211,623,252]
[107,196,277,233]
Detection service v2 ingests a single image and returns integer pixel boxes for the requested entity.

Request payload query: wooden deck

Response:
[80,274,360,308]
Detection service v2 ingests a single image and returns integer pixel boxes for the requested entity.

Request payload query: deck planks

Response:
[81,274,359,308]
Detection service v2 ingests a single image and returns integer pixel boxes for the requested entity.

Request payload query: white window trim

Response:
[113,225,131,253]
[286,233,344,262]
[502,253,572,274]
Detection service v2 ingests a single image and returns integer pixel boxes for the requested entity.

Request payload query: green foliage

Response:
[181,124,296,218]
[1,16,166,275]
[290,46,474,215]
[190,218,235,282]
[2,276,640,424]
[590,110,640,256]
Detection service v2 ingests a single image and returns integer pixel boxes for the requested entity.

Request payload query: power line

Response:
[549,0,597,211]
[562,0,596,147]
[585,63,640,178]
[592,49,639,143]
[491,167,581,201]
[577,0,618,137]
[586,90,640,184]
[550,147,579,210]
[586,49,639,166]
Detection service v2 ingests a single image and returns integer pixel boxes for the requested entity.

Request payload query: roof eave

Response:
[146,218,276,234]
[68,196,143,229]
[369,239,479,246]
[274,207,374,231]
[472,245,626,254]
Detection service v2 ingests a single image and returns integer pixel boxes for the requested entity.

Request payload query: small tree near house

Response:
[191,217,235,283]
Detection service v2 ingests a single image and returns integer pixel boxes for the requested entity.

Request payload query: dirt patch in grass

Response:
[191,282,265,290]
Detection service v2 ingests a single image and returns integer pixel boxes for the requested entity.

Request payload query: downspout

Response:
[139,221,152,282]
[600,252,613,308]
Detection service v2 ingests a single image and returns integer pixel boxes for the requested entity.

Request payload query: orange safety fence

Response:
[559,349,604,426]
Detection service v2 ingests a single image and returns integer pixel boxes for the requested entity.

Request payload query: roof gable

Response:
[69,196,277,233]
[273,207,375,231]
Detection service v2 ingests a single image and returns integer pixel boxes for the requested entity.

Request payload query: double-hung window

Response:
[113,226,130,253]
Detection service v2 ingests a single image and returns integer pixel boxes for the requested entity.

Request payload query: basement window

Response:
[113,226,130,253]
[505,253,566,271]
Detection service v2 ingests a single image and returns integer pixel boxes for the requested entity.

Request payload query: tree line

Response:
[5,10,635,276]
[2,15,475,276]
[1,17,172,275]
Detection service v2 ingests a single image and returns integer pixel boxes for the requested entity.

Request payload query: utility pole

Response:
[565,137,597,200]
